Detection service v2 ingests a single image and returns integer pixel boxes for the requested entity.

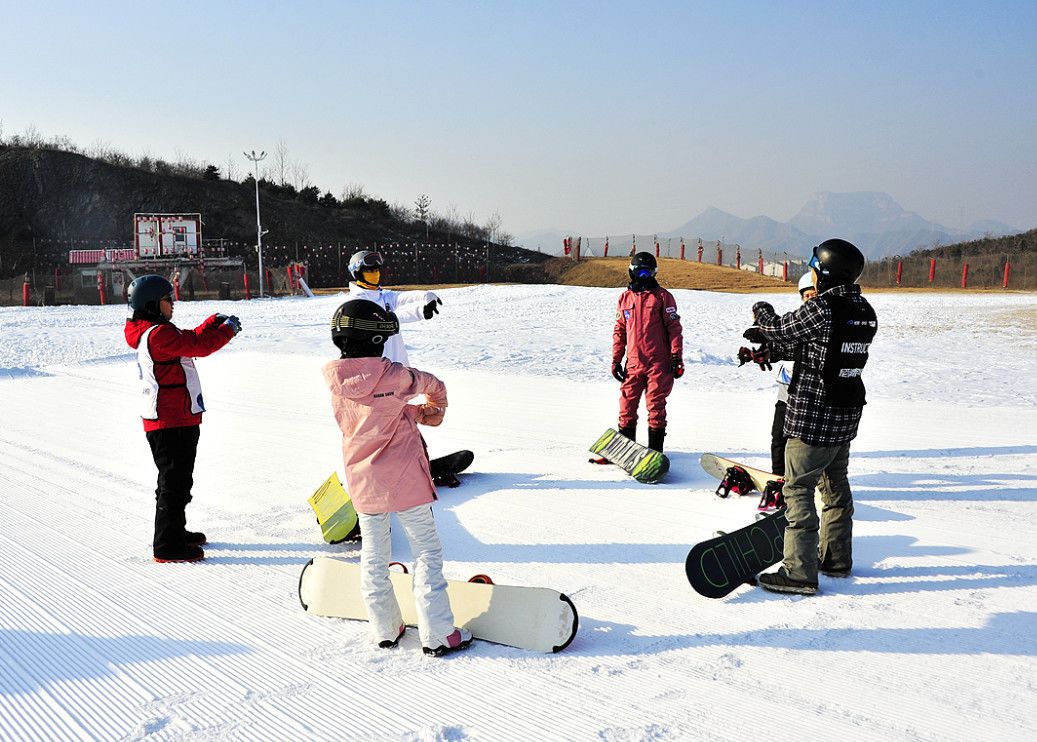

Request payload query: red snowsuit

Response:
[612,285,683,429]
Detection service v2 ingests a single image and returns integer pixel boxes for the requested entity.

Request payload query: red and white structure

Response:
[134,213,202,258]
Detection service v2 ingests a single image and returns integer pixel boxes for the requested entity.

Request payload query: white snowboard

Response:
[699,453,778,493]
[298,557,579,653]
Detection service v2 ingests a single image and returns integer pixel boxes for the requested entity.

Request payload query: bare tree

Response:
[88,139,112,159]
[485,211,503,243]
[226,153,238,182]
[341,182,367,201]
[273,138,290,186]
[22,125,44,148]
[290,161,311,191]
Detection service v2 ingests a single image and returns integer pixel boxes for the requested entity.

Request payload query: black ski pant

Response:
[770,400,788,476]
[145,425,200,553]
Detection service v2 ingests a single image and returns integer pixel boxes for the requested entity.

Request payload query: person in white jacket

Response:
[342,250,443,367]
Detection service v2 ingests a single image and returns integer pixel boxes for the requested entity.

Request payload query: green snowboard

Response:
[589,428,669,484]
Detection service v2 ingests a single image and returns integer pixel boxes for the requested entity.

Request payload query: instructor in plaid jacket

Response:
[748,239,877,595]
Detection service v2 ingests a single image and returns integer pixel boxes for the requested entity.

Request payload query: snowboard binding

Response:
[715,466,755,498]
[757,479,786,511]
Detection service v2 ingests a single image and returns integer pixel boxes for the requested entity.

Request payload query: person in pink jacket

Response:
[610,252,684,452]
[322,298,473,657]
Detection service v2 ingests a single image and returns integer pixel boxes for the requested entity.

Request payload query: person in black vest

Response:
[747,239,877,595]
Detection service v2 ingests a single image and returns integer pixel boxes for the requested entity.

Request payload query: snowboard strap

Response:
[715,466,754,498]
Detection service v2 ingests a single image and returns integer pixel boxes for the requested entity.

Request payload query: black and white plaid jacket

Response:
[752,284,874,447]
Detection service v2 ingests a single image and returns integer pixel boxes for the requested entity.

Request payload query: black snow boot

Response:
[618,425,636,441]
[154,505,203,562]
[184,530,207,546]
[648,427,666,452]
[154,544,204,563]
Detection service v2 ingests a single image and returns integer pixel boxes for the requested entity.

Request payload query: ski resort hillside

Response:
[1,285,1034,741]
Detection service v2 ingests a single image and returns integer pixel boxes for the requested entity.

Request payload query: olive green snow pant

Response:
[782,438,854,582]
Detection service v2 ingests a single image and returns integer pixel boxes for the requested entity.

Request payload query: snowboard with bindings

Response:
[699,453,776,494]
[298,557,578,653]
[429,450,474,488]
[589,428,669,484]
[684,507,788,598]
[308,472,361,544]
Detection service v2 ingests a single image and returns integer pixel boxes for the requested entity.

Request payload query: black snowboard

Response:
[429,450,474,488]
[684,508,788,598]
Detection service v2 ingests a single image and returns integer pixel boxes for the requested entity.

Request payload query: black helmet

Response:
[348,250,385,284]
[809,239,865,290]
[128,275,174,319]
[629,252,658,282]
[330,299,399,357]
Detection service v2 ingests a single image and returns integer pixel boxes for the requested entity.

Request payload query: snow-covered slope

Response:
[1,286,1034,740]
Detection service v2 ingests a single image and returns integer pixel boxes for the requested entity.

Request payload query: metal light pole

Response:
[243,149,267,296]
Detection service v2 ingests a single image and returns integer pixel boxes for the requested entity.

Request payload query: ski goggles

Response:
[354,251,384,270]
[632,267,657,279]
[808,252,825,273]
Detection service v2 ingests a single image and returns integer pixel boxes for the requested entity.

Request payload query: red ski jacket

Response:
[124,315,234,431]
[612,286,683,370]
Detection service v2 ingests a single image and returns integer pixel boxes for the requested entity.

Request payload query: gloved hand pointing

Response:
[742,326,767,345]
[423,296,443,319]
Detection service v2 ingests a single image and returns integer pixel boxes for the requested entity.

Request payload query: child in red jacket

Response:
[123,275,240,562]
[609,253,684,452]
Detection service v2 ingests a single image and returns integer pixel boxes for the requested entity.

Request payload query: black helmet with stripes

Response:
[330,299,400,357]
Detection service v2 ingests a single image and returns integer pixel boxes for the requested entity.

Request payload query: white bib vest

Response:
[137,325,205,419]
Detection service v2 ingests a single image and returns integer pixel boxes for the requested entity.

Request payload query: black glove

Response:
[612,361,626,382]
[737,347,755,367]
[752,346,772,370]
[423,297,442,319]
[671,354,684,379]
[742,326,767,345]
[214,313,228,323]
[222,315,242,335]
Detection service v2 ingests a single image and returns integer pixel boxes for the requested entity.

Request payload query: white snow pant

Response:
[357,504,456,647]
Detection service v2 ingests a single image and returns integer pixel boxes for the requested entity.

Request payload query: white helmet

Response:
[797,272,814,294]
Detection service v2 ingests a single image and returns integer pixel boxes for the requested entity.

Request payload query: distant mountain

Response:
[788,191,936,237]
[516,192,1026,259]
[661,207,815,254]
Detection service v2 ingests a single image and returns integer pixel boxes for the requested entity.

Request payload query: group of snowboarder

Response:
[125,237,875,654]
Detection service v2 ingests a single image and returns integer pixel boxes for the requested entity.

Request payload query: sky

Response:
[2,1,1036,239]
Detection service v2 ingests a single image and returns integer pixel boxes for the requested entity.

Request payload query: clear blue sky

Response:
[2,1,1035,237]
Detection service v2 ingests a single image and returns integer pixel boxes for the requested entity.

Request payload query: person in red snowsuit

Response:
[123,275,241,563]
[611,252,684,452]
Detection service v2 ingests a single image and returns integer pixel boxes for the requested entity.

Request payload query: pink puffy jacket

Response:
[323,357,447,514]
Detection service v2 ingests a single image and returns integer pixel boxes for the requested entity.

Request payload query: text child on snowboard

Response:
[123,275,241,563]
[322,298,473,656]
[607,252,684,454]
[342,250,461,487]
